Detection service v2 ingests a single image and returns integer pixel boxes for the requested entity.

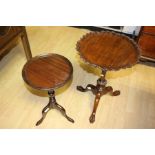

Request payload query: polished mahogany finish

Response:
[138,34,155,59]
[22,53,74,126]
[142,26,155,35]
[77,31,140,71]
[76,31,140,123]
[77,70,120,123]
[22,53,73,90]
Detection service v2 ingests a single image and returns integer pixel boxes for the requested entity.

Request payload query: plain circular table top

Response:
[22,53,73,90]
[76,31,141,71]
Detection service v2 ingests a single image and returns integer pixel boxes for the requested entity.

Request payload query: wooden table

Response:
[76,31,140,123]
[22,53,74,126]
[0,26,32,60]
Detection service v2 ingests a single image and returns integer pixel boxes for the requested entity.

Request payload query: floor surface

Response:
[0,26,155,128]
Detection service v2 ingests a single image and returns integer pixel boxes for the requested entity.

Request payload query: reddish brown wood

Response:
[143,26,155,35]
[77,31,140,71]
[138,34,155,59]
[138,26,155,61]
[22,53,74,126]
[76,31,140,123]
[20,27,32,60]
[77,70,120,123]
[0,26,32,60]
[22,53,73,90]
[0,27,20,49]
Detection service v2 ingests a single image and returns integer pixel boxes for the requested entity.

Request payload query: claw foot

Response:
[77,86,85,92]
[112,90,120,96]
[89,113,96,123]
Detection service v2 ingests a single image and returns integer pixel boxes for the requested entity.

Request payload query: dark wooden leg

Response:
[55,102,74,123]
[20,27,32,60]
[36,90,55,126]
[89,92,101,123]
[105,86,120,96]
[36,103,51,126]
[77,84,97,93]
[36,90,74,126]
[77,69,120,123]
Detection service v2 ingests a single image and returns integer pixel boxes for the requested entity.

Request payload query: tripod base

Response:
[36,90,74,126]
[77,70,120,123]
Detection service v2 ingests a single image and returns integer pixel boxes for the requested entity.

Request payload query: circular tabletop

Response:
[22,53,73,90]
[76,31,140,71]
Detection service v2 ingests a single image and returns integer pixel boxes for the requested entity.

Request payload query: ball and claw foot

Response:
[77,84,120,124]
[77,68,121,123]
[105,86,120,96]
[89,113,96,123]
[113,90,120,96]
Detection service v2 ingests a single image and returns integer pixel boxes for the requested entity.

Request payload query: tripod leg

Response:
[77,84,96,92]
[105,86,120,96]
[55,102,74,123]
[36,103,51,126]
[89,92,101,123]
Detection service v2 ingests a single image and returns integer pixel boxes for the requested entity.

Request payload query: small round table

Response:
[22,53,74,126]
[76,31,140,123]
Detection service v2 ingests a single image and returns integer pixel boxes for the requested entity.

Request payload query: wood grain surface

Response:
[138,34,155,59]
[143,26,155,35]
[77,31,140,70]
[22,53,73,90]
[138,26,155,60]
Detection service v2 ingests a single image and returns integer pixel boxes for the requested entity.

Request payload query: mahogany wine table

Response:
[76,31,140,123]
[22,53,74,126]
